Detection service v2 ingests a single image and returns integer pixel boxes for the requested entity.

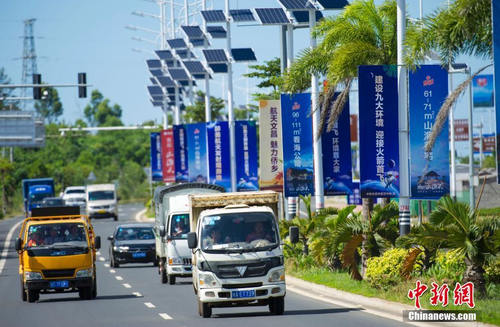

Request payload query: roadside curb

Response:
[286,276,493,327]
[135,208,148,222]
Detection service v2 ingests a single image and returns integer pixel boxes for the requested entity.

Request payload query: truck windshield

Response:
[200,212,278,252]
[89,191,114,201]
[66,189,84,194]
[170,214,189,239]
[30,193,51,202]
[26,223,88,248]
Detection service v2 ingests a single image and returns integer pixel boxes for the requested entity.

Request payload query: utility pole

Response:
[20,19,38,109]
[202,0,211,122]
[467,68,475,208]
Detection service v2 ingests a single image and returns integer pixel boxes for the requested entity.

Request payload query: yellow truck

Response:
[15,207,101,303]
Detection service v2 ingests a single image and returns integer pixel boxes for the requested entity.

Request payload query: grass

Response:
[479,207,500,217]
[287,266,500,326]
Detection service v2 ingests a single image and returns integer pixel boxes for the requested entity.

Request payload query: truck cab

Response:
[28,185,54,211]
[15,207,101,303]
[187,191,298,318]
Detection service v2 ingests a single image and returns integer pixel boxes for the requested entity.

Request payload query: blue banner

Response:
[235,121,259,191]
[186,123,208,183]
[347,182,362,205]
[493,1,500,181]
[473,75,495,108]
[358,65,400,198]
[150,132,163,182]
[207,121,232,191]
[409,65,450,199]
[281,93,314,198]
[173,125,189,183]
[322,93,353,195]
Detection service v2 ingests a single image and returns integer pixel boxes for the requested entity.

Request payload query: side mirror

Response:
[187,232,197,249]
[107,236,113,241]
[94,236,101,250]
[159,225,166,238]
[117,196,121,201]
[15,238,23,251]
[289,226,299,244]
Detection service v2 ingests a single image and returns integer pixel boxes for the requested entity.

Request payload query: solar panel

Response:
[189,39,210,48]
[229,9,256,22]
[156,76,176,87]
[231,48,257,62]
[278,0,317,10]
[168,68,190,81]
[179,80,196,87]
[147,86,163,95]
[292,10,324,24]
[193,74,210,80]
[451,63,468,70]
[201,10,226,23]
[151,95,164,101]
[181,26,206,39]
[203,49,228,63]
[147,59,162,70]
[176,49,196,60]
[182,61,207,74]
[165,60,176,68]
[206,26,227,39]
[155,50,173,60]
[150,77,158,85]
[255,8,291,25]
[316,0,349,10]
[209,63,228,74]
[149,69,163,77]
[151,100,163,107]
[167,38,187,49]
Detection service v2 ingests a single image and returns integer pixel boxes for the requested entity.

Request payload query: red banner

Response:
[474,135,496,153]
[453,119,469,141]
[350,114,358,142]
[161,129,175,183]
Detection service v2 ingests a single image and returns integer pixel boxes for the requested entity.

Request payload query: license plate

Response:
[232,290,255,299]
[50,280,69,288]
[98,209,106,213]
[132,252,146,258]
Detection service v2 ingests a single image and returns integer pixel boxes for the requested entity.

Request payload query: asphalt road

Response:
[0,203,409,327]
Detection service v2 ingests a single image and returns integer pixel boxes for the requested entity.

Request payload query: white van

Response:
[63,186,86,210]
[86,184,118,221]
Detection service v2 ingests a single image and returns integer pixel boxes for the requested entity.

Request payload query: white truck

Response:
[187,191,298,318]
[154,183,225,285]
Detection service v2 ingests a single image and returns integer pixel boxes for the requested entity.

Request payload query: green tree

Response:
[34,86,63,123]
[0,67,20,110]
[84,90,122,126]
[244,58,283,101]
[184,90,225,123]
[0,157,15,216]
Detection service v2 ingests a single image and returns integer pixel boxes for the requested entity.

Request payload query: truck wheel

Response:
[271,296,285,315]
[153,258,159,267]
[27,289,39,303]
[20,276,27,302]
[168,275,176,285]
[81,286,92,300]
[198,298,212,318]
[161,268,168,284]
[110,255,119,268]
[114,215,118,221]
[92,277,97,298]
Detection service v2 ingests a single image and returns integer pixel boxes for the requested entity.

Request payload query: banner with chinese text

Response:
[160,129,175,183]
[186,123,208,183]
[473,74,495,108]
[409,65,450,199]
[358,65,400,198]
[150,132,163,182]
[347,182,362,205]
[259,100,284,192]
[207,121,231,191]
[281,93,314,198]
[322,93,353,196]
[235,121,259,191]
[173,125,189,183]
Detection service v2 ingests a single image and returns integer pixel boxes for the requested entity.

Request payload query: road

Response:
[0,203,409,327]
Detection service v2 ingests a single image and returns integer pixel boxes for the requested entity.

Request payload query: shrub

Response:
[365,248,409,288]
[424,250,466,284]
[485,262,500,284]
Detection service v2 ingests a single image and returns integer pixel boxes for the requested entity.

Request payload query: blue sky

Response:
[0,0,494,157]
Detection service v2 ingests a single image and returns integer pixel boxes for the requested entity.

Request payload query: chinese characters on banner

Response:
[358,65,400,198]
[207,121,232,191]
[259,100,284,192]
[409,65,450,199]
[160,129,175,183]
[322,93,353,196]
[474,134,496,153]
[150,132,163,181]
[347,182,362,205]
[472,74,495,108]
[281,93,315,198]
[493,1,500,181]
[235,121,259,191]
[173,125,189,183]
[186,123,208,183]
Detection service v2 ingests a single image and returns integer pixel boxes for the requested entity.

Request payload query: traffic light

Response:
[78,72,87,98]
[33,74,42,100]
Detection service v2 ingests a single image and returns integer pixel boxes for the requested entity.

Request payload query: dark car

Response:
[41,197,65,207]
[108,224,157,268]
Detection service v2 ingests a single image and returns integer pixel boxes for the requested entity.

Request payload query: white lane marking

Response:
[159,313,172,320]
[145,302,156,308]
[109,269,116,273]
[132,292,142,297]
[0,220,23,276]
[104,263,110,268]
[123,283,132,288]
[99,257,105,261]
[115,276,123,281]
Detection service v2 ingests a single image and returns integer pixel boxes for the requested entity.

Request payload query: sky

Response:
[0,0,494,157]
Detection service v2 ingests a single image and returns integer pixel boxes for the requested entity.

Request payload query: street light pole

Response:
[467,68,475,208]
[203,0,211,122]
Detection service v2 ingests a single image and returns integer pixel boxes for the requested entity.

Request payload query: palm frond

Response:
[401,248,423,279]
[341,234,364,280]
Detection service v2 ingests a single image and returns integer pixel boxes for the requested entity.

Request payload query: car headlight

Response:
[168,257,183,265]
[76,268,93,278]
[268,269,285,282]
[113,246,129,252]
[25,271,43,280]
[199,273,219,288]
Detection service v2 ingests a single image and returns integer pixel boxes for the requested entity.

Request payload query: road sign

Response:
[473,134,496,153]
[452,119,469,141]
[0,111,45,147]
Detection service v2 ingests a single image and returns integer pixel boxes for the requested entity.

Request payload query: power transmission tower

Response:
[20,19,38,109]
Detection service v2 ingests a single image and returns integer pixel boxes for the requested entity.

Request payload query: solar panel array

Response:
[206,26,227,39]
[278,0,317,10]
[168,68,190,81]
[229,9,256,22]
[202,49,229,63]
[147,86,163,95]
[201,10,226,23]
[209,63,228,74]
[231,48,257,62]
[181,26,206,39]
[155,50,173,60]
[156,76,176,87]
[182,61,208,74]
[316,0,349,10]
[147,60,162,70]
[150,78,158,85]
[255,8,291,25]
[176,49,196,60]
[189,39,210,48]
[167,38,187,49]
[292,10,324,24]
[149,69,163,77]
